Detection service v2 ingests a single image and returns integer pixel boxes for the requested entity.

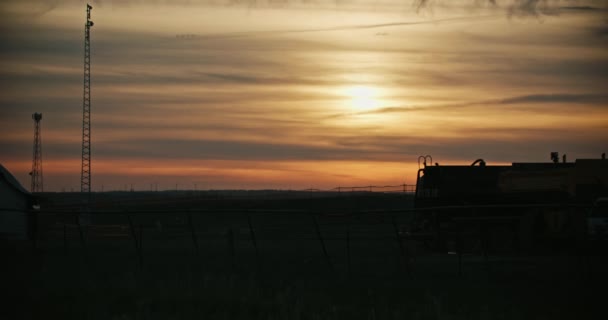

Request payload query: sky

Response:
[0,0,607,192]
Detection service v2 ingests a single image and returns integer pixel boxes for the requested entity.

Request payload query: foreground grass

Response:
[2,240,605,320]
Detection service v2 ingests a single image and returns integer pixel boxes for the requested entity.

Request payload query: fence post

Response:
[312,214,333,272]
[188,213,199,255]
[227,227,236,269]
[139,223,144,267]
[126,213,138,250]
[75,212,89,265]
[76,214,86,249]
[456,230,463,277]
[392,215,410,276]
[347,225,352,278]
[126,213,141,269]
[30,210,38,250]
[63,222,68,254]
[479,218,490,276]
[247,214,260,269]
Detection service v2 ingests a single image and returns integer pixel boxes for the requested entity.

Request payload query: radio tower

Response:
[80,4,94,194]
[30,113,43,193]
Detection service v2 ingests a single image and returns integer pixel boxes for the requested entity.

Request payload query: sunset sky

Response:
[1,0,607,192]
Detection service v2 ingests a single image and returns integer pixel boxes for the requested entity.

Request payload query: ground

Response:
[2,192,606,319]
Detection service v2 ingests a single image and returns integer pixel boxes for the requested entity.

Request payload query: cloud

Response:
[189,14,503,39]
[413,0,606,17]
[498,93,608,104]
[591,20,608,37]
[1,0,607,191]
[4,0,605,18]
[344,93,608,117]
[3,124,604,165]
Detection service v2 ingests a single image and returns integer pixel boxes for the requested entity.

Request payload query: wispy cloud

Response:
[499,93,608,104]
[188,14,503,39]
[330,93,608,118]
[1,1,606,190]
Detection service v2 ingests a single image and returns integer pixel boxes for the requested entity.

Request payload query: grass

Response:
[3,193,605,319]
[2,237,605,320]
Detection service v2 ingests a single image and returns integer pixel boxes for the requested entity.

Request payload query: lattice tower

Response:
[81,4,94,193]
[31,113,43,193]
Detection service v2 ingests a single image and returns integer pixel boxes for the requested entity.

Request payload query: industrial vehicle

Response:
[413,153,608,252]
[587,197,608,240]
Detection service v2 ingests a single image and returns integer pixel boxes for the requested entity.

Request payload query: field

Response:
[2,191,607,319]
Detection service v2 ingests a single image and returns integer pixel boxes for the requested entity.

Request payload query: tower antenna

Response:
[81,4,94,194]
[30,113,43,193]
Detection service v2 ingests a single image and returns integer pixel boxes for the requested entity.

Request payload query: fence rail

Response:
[19,202,590,216]
[1,201,597,279]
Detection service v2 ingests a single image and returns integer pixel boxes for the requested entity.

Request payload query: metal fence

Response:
[4,201,592,277]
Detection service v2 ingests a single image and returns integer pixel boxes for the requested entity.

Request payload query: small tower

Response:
[30,113,43,193]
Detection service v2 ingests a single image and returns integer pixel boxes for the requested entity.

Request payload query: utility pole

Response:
[80,4,94,194]
[30,113,43,193]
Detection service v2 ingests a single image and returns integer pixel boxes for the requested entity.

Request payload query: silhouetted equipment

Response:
[414,154,608,251]
[81,4,94,194]
[30,113,43,193]
[418,155,432,169]
[470,159,486,167]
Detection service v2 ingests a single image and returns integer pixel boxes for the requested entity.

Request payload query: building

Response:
[0,164,34,240]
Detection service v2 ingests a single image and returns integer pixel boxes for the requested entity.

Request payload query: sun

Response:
[342,85,381,111]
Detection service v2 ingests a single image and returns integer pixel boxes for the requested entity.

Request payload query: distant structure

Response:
[80,4,94,194]
[30,113,43,193]
[1,165,34,240]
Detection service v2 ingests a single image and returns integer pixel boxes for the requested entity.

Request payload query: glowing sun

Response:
[342,85,381,111]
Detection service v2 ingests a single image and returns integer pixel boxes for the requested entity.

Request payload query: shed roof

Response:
[0,164,30,195]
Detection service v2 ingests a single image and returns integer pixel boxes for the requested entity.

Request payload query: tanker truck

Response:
[413,153,608,252]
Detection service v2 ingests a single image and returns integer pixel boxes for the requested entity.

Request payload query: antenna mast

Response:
[31,113,43,193]
[81,4,94,193]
